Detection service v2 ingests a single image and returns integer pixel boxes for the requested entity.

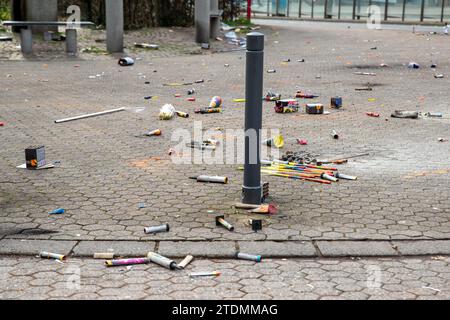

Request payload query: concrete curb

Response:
[1,239,450,259]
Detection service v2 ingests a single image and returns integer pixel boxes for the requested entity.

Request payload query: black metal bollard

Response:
[242,32,264,205]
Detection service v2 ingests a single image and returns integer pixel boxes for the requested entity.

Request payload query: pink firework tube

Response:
[105,258,149,267]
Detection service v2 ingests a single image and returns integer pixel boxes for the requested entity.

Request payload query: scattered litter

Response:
[201,43,210,49]
[187,89,196,95]
[331,130,339,139]
[0,36,13,41]
[216,215,234,231]
[49,208,65,215]
[275,100,299,113]
[176,111,189,118]
[236,252,261,262]
[0,122,4,126]
[174,94,181,97]
[233,98,246,103]
[55,107,125,124]
[138,203,146,209]
[434,74,444,78]
[134,43,159,49]
[190,271,221,278]
[297,139,308,145]
[168,148,176,156]
[355,87,372,91]
[187,97,196,102]
[105,258,149,267]
[190,175,228,184]
[144,129,162,137]
[178,255,194,269]
[17,163,55,170]
[408,62,420,69]
[118,57,135,66]
[25,145,46,169]
[40,251,66,261]
[423,112,442,118]
[248,219,262,232]
[224,63,229,67]
[335,172,357,180]
[267,69,276,73]
[147,252,178,270]
[366,112,380,117]
[264,91,281,101]
[331,97,343,109]
[262,135,284,148]
[94,252,114,259]
[234,203,277,214]
[209,96,223,108]
[368,98,377,102]
[354,72,376,76]
[186,141,216,150]
[391,110,419,119]
[159,104,176,120]
[422,286,441,292]
[438,138,448,142]
[306,103,324,115]
[296,91,319,99]
[144,223,170,234]
[298,59,305,62]
[144,95,154,100]
[195,107,221,114]
[282,58,290,62]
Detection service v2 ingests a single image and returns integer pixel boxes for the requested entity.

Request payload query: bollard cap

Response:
[246,32,264,51]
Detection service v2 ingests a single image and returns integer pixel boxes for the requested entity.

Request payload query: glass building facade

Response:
[245,0,450,23]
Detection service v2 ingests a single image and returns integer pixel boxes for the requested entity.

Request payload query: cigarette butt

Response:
[93,252,114,259]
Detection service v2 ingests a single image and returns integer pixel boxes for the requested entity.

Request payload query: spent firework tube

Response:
[236,252,262,262]
[331,130,339,139]
[178,255,194,269]
[216,215,234,231]
[39,251,66,261]
[195,108,222,114]
[187,89,196,95]
[192,175,228,184]
[144,223,170,234]
[147,252,178,270]
[321,173,338,182]
[176,111,189,118]
[209,96,222,108]
[118,57,135,66]
[105,258,149,267]
[336,173,357,180]
[145,129,162,136]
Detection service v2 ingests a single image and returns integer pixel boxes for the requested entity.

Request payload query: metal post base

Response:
[242,186,262,205]
[66,29,77,55]
[20,28,33,54]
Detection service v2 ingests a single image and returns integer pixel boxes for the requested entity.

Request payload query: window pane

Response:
[252,0,270,15]
[404,0,422,21]
[340,0,356,18]
[313,0,327,17]
[423,0,443,21]
[289,0,301,17]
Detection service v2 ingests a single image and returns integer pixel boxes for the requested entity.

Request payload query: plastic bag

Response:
[159,104,175,120]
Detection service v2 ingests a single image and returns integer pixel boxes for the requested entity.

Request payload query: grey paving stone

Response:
[0,239,77,256]
[237,241,318,257]
[394,240,450,256]
[158,241,236,258]
[72,241,156,257]
[317,241,398,257]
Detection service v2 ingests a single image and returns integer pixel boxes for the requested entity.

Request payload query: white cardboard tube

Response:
[55,107,126,123]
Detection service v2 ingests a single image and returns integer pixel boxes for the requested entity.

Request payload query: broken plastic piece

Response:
[49,208,65,215]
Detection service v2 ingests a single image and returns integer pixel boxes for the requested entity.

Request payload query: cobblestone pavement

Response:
[1,256,449,300]
[1,21,450,247]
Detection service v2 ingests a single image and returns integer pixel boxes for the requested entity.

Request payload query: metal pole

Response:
[287,0,290,17]
[384,0,388,21]
[299,0,302,18]
[267,0,270,16]
[311,0,314,18]
[195,0,210,44]
[242,32,264,205]
[441,0,445,22]
[402,0,406,21]
[106,0,124,53]
[247,0,252,20]
[352,0,356,20]
[324,0,328,18]
[420,0,425,22]
[338,0,341,19]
